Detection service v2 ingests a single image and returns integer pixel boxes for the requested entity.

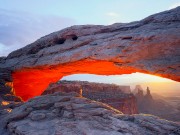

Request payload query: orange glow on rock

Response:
[12,60,141,101]
[5,82,13,88]
[5,109,12,113]
[1,101,10,106]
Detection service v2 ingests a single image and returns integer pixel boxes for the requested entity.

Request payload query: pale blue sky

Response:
[0,0,180,56]
[0,0,179,90]
[0,0,180,24]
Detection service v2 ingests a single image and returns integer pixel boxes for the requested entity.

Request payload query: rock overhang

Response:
[0,7,179,101]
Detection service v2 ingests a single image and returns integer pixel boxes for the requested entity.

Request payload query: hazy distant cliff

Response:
[134,86,180,122]
[42,80,138,114]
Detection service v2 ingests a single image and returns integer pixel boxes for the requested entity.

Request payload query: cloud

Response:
[106,12,119,17]
[168,2,180,9]
[0,9,76,56]
[0,42,22,56]
[105,12,121,25]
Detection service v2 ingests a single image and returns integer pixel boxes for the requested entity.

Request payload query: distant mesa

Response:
[133,85,143,94]
[145,87,153,100]
[134,86,180,122]
[42,80,138,114]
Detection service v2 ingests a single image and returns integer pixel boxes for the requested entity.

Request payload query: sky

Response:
[0,0,180,56]
[62,73,180,93]
[0,0,180,92]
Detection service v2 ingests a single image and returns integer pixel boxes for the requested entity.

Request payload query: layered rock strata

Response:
[42,80,138,114]
[0,67,22,102]
[0,92,179,135]
[0,7,179,134]
[0,7,179,100]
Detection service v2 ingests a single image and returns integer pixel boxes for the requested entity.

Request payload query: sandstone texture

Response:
[42,80,138,114]
[0,7,179,100]
[0,92,180,135]
[0,67,22,102]
[0,7,180,135]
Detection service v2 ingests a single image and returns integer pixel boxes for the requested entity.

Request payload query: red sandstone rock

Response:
[0,7,179,100]
[0,7,179,135]
[42,80,138,114]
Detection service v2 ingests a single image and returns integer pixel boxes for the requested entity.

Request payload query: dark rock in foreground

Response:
[0,68,22,102]
[0,92,179,135]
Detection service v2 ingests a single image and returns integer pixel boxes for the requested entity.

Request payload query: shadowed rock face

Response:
[0,68,22,102]
[0,92,179,135]
[0,7,180,100]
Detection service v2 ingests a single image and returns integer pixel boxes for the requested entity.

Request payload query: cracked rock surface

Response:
[0,7,180,100]
[0,92,179,135]
[1,7,180,81]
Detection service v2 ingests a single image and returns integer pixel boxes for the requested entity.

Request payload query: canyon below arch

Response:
[0,7,180,135]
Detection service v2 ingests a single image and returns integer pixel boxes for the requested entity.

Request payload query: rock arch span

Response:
[0,7,180,101]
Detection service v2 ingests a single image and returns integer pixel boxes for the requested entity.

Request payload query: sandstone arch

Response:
[0,7,180,101]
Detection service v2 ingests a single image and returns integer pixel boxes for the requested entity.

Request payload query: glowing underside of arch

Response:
[12,59,175,101]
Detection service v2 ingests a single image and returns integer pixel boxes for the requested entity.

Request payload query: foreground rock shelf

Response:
[0,7,179,100]
[0,92,180,135]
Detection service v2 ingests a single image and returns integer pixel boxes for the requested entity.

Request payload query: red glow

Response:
[13,60,140,101]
